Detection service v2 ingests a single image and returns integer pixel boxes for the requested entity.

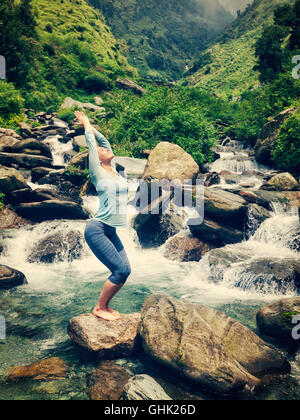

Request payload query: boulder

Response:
[60,97,105,112]
[189,219,244,247]
[94,96,104,106]
[115,157,147,178]
[164,234,212,262]
[0,264,28,290]
[0,152,53,169]
[247,204,271,234]
[14,200,90,222]
[73,135,87,152]
[52,117,69,128]
[138,295,290,395]
[204,172,220,187]
[8,187,68,205]
[260,173,299,192]
[68,150,88,170]
[11,139,52,159]
[0,128,22,139]
[7,358,67,382]
[31,167,63,183]
[67,313,141,359]
[0,166,28,194]
[203,188,248,230]
[133,205,185,248]
[123,375,172,400]
[0,135,20,152]
[142,142,199,184]
[234,258,300,295]
[257,298,300,347]
[87,361,131,400]
[0,205,34,229]
[115,78,147,96]
[27,230,83,263]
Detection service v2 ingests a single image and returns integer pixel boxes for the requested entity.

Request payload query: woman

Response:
[74,111,131,322]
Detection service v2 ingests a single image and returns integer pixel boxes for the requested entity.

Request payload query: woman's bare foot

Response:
[92,308,120,321]
[106,306,120,316]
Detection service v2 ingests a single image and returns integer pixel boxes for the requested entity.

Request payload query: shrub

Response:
[0,81,24,117]
[80,73,112,93]
[0,193,5,210]
[271,112,300,175]
[98,85,218,165]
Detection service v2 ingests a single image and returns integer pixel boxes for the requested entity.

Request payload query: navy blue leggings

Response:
[84,219,131,285]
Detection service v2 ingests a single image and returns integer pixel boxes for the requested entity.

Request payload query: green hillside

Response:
[88,0,233,81]
[181,0,291,98]
[0,0,137,114]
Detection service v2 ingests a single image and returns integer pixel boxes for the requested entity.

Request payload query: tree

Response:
[254,25,289,83]
[290,0,300,49]
[274,0,300,50]
[0,0,40,88]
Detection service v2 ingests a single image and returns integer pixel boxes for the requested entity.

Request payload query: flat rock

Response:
[0,152,53,169]
[87,360,131,400]
[189,219,244,247]
[68,313,141,359]
[203,188,248,230]
[15,200,90,222]
[7,358,67,382]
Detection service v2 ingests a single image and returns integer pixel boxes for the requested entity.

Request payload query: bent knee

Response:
[110,264,131,285]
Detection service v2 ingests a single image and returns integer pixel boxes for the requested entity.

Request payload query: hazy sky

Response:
[218,0,253,16]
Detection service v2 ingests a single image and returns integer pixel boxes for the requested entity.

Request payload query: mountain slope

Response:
[16,0,137,110]
[34,0,136,75]
[219,0,253,16]
[181,0,291,98]
[88,0,233,81]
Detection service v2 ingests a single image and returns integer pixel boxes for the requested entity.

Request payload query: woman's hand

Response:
[74,111,92,131]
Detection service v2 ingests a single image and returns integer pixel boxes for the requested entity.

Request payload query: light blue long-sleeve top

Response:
[85,127,128,227]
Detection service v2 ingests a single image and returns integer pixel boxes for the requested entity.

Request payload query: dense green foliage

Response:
[0,0,135,118]
[89,0,233,81]
[271,112,300,175]
[0,81,25,127]
[0,0,40,88]
[255,0,300,82]
[90,85,233,165]
[0,193,5,210]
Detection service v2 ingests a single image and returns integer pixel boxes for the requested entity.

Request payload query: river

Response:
[0,133,299,400]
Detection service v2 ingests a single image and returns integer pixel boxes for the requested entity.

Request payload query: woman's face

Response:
[98,147,114,163]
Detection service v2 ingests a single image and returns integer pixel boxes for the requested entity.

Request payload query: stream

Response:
[0,133,299,400]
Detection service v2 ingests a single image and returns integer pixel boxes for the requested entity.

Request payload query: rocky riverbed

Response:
[0,108,299,400]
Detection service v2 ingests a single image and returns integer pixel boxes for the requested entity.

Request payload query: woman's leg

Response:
[84,221,130,321]
[104,229,131,312]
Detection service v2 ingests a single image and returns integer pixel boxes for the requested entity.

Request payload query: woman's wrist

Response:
[84,123,93,132]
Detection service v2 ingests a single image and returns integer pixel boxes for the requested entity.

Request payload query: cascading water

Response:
[0,134,299,400]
